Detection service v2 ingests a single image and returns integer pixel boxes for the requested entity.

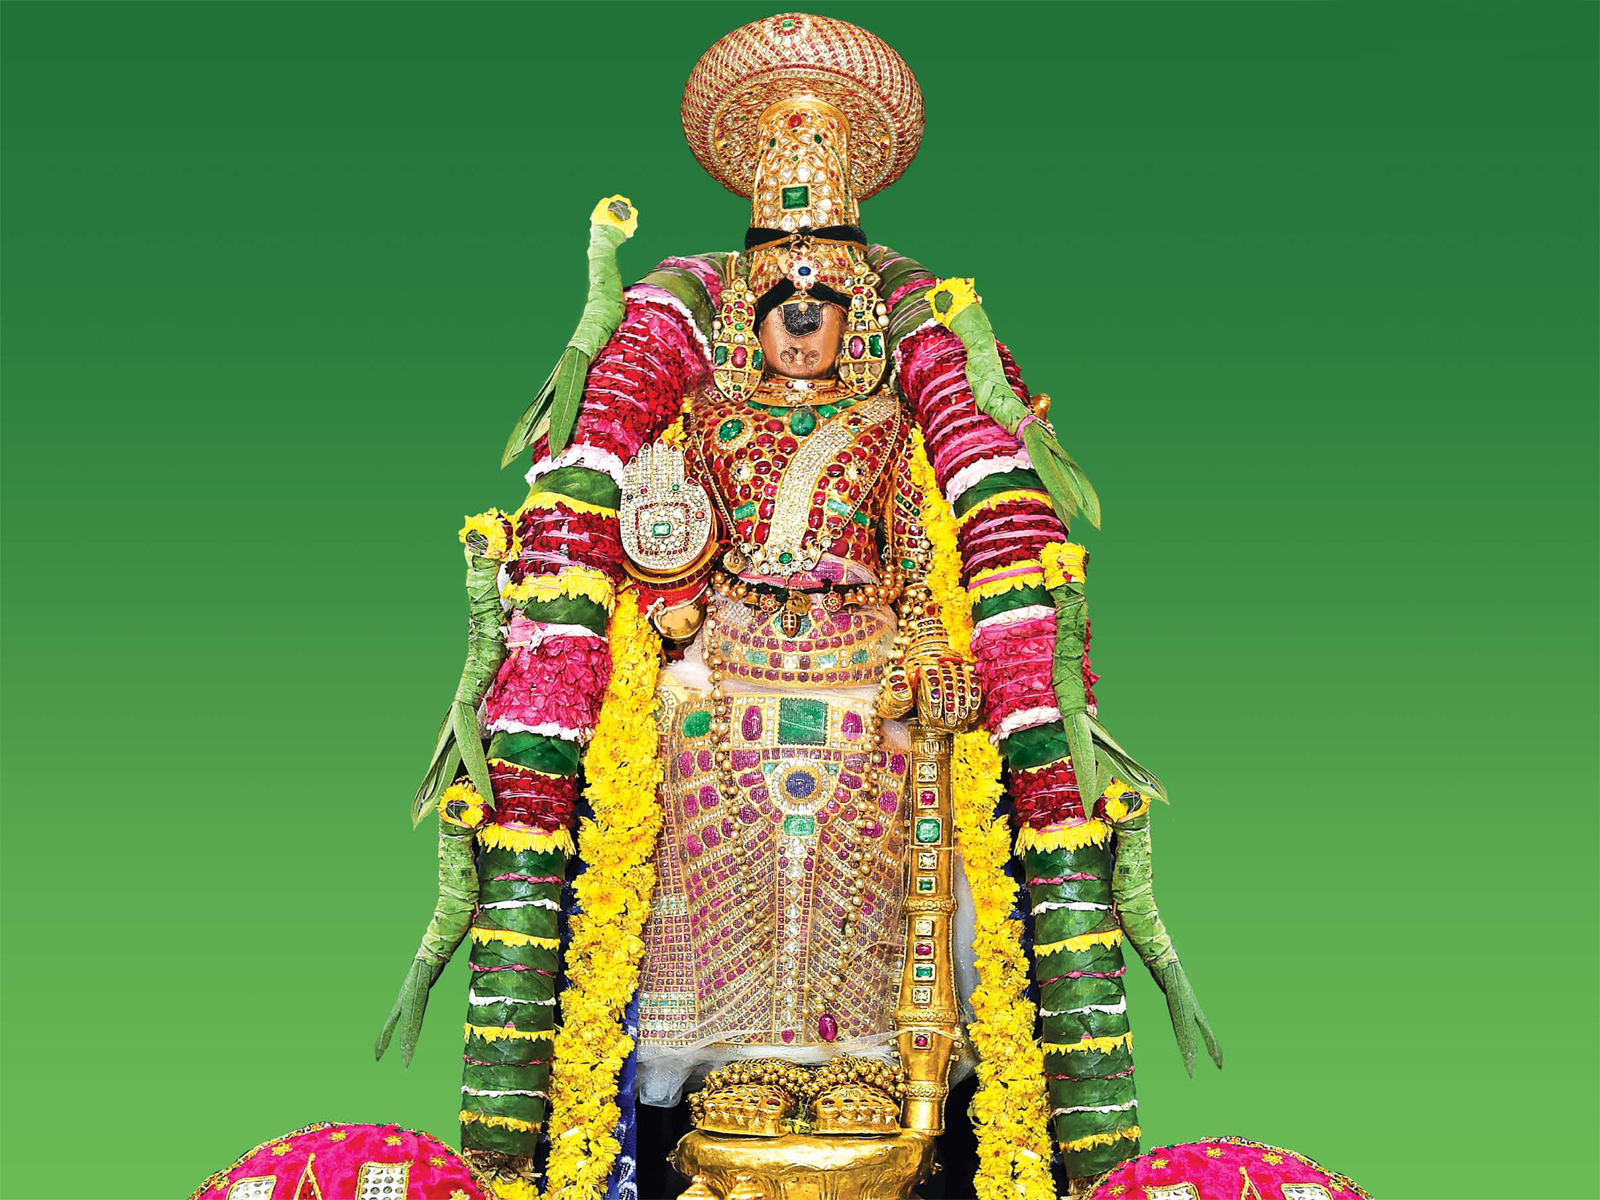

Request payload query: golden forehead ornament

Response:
[681,11,926,215]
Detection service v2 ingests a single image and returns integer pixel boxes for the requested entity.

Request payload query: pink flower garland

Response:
[485,615,612,739]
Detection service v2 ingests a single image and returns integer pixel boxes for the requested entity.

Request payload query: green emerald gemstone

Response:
[713,344,728,365]
[651,521,672,536]
[913,964,935,980]
[752,348,765,369]
[915,818,941,844]
[778,551,794,564]
[782,814,816,838]
[814,134,823,143]
[789,407,817,436]
[718,418,744,442]
[682,710,712,739]
[781,185,810,210]
[733,501,756,518]
[777,696,828,745]
[869,334,883,356]
[916,877,936,893]
[815,403,837,418]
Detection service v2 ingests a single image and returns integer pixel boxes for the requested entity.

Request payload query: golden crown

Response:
[681,12,925,232]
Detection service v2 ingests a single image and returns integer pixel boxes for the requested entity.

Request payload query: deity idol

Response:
[377,14,1219,1200]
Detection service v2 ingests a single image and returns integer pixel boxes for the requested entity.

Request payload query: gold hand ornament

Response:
[876,662,916,719]
[914,657,982,732]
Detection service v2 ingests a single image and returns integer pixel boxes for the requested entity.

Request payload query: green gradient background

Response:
[3,3,1595,1197]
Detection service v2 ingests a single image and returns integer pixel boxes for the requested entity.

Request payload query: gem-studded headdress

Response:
[681,12,925,214]
[684,13,921,399]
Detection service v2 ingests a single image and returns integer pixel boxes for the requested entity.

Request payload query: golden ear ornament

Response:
[712,263,764,402]
[837,259,888,397]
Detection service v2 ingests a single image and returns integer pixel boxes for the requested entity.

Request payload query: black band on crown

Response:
[744,224,867,251]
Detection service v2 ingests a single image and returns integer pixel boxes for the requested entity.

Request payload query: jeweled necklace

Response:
[745,375,862,439]
[703,602,895,1044]
[748,375,859,408]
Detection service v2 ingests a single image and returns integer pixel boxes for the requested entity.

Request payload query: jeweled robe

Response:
[635,380,928,1102]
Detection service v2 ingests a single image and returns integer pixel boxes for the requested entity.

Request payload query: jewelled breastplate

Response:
[691,378,903,580]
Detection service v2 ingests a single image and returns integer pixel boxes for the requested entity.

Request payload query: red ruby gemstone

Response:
[731,346,748,368]
[817,1013,839,1042]
[848,335,866,358]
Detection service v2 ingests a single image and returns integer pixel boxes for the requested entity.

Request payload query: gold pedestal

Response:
[671,1131,935,1200]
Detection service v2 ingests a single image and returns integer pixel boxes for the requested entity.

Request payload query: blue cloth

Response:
[605,990,641,1200]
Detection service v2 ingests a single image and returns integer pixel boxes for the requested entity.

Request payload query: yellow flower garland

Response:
[541,590,664,1200]
[459,508,519,562]
[911,431,1057,1200]
[501,564,616,611]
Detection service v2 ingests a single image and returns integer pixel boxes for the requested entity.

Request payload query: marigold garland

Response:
[1060,1125,1141,1154]
[463,1022,555,1044]
[540,591,663,1200]
[519,490,619,520]
[1039,540,1087,587]
[501,565,616,611]
[458,1110,541,1133]
[476,826,576,856]
[1036,929,1124,957]
[459,508,519,561]
[1043,1031,1134,1056]
[1015,820,1112,856]
[468,928,561,951]
[911,431,1057,1200]
[439,781,488,830]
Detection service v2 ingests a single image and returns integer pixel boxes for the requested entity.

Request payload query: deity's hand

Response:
[914,656,982,732]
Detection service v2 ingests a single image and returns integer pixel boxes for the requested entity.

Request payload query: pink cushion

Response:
[190,1122,491,1200]
[1089,1137,1370,1200]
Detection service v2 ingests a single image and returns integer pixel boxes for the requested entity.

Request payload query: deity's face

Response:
[760,299,845,380]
